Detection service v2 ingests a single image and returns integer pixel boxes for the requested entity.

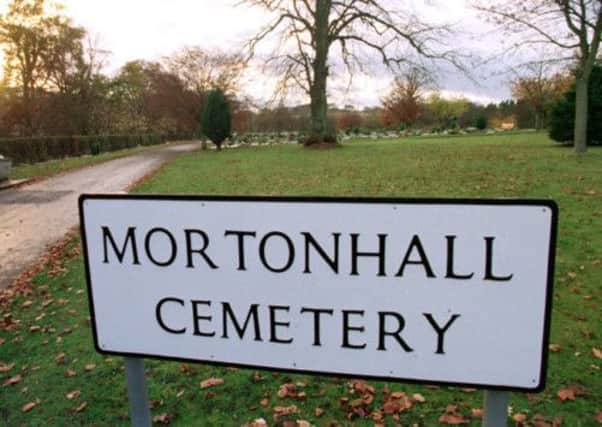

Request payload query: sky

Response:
[0,0,528,107]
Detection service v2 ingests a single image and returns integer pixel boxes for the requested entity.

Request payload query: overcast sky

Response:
[0,0,532,107]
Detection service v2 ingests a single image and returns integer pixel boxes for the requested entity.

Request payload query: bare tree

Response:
[510,62,573,129]
[165,47,246,99]
[242,0,463,145]
[473,0,602,154]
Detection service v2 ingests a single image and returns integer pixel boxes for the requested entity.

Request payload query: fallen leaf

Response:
[153,413,173,424]
[0,362,15,373]
[278,383,297,398]
[0,337,5,345]
[242,418,267,427]
[260,398,269,407]
[439,413,470,425]
[65,369,77,377]
[3,374,22,386]
[297,421,311,427]
[55,353,66,365]
[593,348,602,360]
[28,325,41,333]
[66,390,81,400]
[557,388,576,401]
[439,405,470,425]
[200,377,223,389]
[471,408,483,418]
[21,401,37,412]
[595,411,602,424]
[549,344,562,353]
[73,401,87,413]
[412,393,425,403]
[314,407,324,417]
[84,364,96,372]
[513,413,528,422]
[273,405,297,420]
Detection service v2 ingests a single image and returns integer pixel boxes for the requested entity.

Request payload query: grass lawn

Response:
[7,140,195,181]
[1,133,601,426]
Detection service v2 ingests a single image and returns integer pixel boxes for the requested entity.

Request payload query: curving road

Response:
[0,142,200,289]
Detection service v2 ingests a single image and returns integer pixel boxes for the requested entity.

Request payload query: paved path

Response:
[0,142,200,289]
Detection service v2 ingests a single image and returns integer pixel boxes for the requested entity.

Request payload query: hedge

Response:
[0,134,172,165]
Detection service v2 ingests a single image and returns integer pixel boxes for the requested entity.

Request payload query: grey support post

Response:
[124,357,152,427]
[483,390,509,427]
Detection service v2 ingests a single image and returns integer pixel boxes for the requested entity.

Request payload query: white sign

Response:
[79,196,557,391]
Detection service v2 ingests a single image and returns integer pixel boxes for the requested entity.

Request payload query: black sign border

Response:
[78,194,558,392]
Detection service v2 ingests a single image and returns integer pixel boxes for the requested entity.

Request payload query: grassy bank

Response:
[1,133,600,426]
[8,141,195,181]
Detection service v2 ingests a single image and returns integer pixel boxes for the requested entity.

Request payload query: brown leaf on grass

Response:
[273,405,297,420]
[381,392,413,415]
[549,343,562,353]
[557,385,589,401]
[439,405,470,425]
[200,377,223,389]
[595,411,602,424]
[471,408,483,418]
[179,364,192,375]
[296,421,311,427]
[593,348,602,359]
[260,398,269,407]
[55,353,66,365]
[66,390,81,400]
[557,388,576,401]
[0,362,15,373]
[73,401,87,413]
[412,393,426,403]
[314,407,324,417]
[153,413,174,424]
[513,413,528,422]
[531,413,563,427]
[28,325,41,333]
[278,383,298,398]
[65,369,77,377]
[84,364,96,372]
[241,418,268,427]
[21,401,37,412]
[21,300,33,308]
[349,380,375,395]
[0,336,5,345]
[3,374,22,385]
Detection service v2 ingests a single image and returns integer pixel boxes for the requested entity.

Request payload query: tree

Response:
[425,93,470,129]
[549,63,602,145]
[510,63,573,129]
[165,47,245,137]
[202,89,232,151]
[243,0,462,145]
[382,68,431,128]
[474,0,602,154]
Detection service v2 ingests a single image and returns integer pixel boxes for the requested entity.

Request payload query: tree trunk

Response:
[573,77,589,154]
[308,0,331,145]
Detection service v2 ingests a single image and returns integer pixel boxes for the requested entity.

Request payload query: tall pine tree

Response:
[201,89,231,151]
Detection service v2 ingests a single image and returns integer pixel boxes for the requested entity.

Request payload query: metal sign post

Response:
[124,357,151,427]
[483,390,509,427]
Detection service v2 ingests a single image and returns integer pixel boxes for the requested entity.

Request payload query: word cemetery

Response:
[80,196,557,391]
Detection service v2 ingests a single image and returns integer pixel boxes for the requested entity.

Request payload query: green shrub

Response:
[549,64,602,146]
[201,89,232,150]
[475,115,488,130]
